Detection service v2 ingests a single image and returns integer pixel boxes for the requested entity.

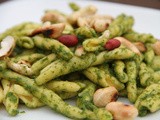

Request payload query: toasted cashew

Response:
[7,59,33,76]
[68,5,97,25]
[93,86,118,107]
[93,19,110,32]
[0,36,15,58]
[77,17,89,27]
[30,23,65,38]
[77,15,113,32]
[41,10,67,23]
[74,46,86,56]
[152,40,160,55]
[106,102,138,120]
[115,37,141,55]
[133,42,146,52]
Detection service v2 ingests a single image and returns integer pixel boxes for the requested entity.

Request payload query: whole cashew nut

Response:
[93,86,118,107]
[106,102,138,120]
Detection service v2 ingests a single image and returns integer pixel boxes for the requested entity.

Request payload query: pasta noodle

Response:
[0,2,159,120]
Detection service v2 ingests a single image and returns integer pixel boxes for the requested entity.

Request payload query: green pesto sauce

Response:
[6,92,18,103]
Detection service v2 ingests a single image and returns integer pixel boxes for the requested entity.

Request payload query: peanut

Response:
[104,39,121,51]
[58,34,78,47]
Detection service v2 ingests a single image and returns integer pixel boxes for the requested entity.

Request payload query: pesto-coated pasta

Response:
[35,53,96,85]
[9,53,45,63]
[0,85,4,104]
[125,60,137,103]
[139,94,160,113]
[149,71,160,85]
[16,36,35,49]
[113,60,128,83]
[123,31,157,44]
[69,2,80,11]
[135,84,160,116]
[75,26,97,40]
[83,37,106,52]
[103,47,135,61]
[83,67,109,87]
[144,44,155,65]
[0,2,159,119]
[92,47,135,66]
[0,69,87,119]
[108,15,134,39]
[13,84,44,108]
[31,53,57,75]
[33,36,73,60]
[99,64,125,91]
[57,91,78,100]
[0,60,7,70]
[45,80,84,93]
[151,56,160,71]
[1,79,19,116]
[139,62,153,87]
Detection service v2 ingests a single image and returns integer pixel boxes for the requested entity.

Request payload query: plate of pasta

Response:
[0,0,160,120]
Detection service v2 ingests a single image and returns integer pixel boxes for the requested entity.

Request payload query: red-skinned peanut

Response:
[58,34,78,47]
[104,39,121,50]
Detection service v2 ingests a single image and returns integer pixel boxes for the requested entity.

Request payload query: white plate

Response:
[0,0,160,120]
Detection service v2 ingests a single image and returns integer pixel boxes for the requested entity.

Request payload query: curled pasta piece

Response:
[31,53,57,75]
[108,15,134,38]
[45,80,84,93]
[75,26,97,40]
[125,60,137,103]
[10,53,45,63]
[7,59,33,76]
[83,67,109,87]
[103,47,135,61]
[139,62,153,87]
[7,53,45,76]
[57,91,78,100]
[33,36,73,60]
[0,69,87,119]
[16,36,34,49]
[135,84,160,116]
[0,85,4,104]
[123,31,157,44]
[1,79,19,116]
[144,44,155,65]
[99,64,125,91]
[113,60,128,83]
[13,84,44,108]
[92,47,135,66]
[151,56,160,71]
[35,53,96,85]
